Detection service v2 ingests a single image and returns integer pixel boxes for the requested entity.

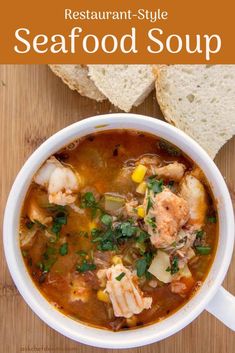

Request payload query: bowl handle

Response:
[206,286,235,330]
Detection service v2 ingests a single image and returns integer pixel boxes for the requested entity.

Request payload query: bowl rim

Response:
[3,113,234,349]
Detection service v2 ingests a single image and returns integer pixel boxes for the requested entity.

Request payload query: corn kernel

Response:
[136,181,147,194]
[137,206,145,218]
[97,289,110,303]
[126,315,138,327]
[112,255,123,265]
[131,165,147,183]
[89,221,97,231]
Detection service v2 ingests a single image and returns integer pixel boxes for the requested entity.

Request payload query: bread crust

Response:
[155,65,235,159]
[49,64,106,101]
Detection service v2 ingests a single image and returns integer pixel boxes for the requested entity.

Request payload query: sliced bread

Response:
[88,65,155,112]
[49,65,106,101]
[155,65,235,159]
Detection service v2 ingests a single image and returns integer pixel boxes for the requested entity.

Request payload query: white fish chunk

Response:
[146,188,189,248]
[34,156,79,206]
[180,174,208,230]
[34,156,61,187]
[105,264,152,318]
[48,166,79,205]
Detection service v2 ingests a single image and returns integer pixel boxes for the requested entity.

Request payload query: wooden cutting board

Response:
[0,65,234,353]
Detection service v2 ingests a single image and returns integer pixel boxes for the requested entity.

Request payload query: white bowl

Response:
[3,114,235,349]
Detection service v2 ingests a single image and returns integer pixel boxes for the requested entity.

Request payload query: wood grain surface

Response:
[0,65,234,353]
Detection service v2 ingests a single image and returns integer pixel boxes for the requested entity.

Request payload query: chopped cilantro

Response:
[145,271,153,280]
[80,192,100,218]
[196,230,204,239]
[45,204,67,213]
[146,217,157,229]
[91,228,103,242]
[81,192,97,208]
[135,241,146,255]
[146,194,153,213]
[118,222,137,237]
[83,192,101,218]
[171,256,179,274]
[147,178,163,194]
[136,231,150,243]
[115,272,125,281]
[98,240,116,251]
[207,216,217,223]
[43,259,57,273]
[59,242,68,256]
[54,212,67,225]
[100,214,112,226]
[136,258,147,277]
[195,246,211,255]
[38,246,57,273]
[43,246,56,259]
[91,221,138,252]
[76,260,96,272]
[136,252,153,277]
[51,223,62,234]
[159,140,181,156]
[50,211,68,239]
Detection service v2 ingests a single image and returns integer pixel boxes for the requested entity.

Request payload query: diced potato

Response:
[178,264,192,279]
[126,315,138,327]
[148,250,172,283]
[104,194,125,213]
[131,165,147,183]
[97,289,110,303]
[137,206,145,218]
[136,181,147,194]
[112,255,123,265]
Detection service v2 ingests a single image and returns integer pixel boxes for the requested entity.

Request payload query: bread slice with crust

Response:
[88,65,155,112]
[155,65,235,159]
[49,65,106,101]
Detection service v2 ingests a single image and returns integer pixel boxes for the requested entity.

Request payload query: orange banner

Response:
[0,0,234,63]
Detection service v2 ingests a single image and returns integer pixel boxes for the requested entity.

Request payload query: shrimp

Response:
[146,188,189,248]
[180,174,208,231]
[105,264,152,318]
[155,162,186,182]
[34,157,60,187]
[34,157,79,206]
